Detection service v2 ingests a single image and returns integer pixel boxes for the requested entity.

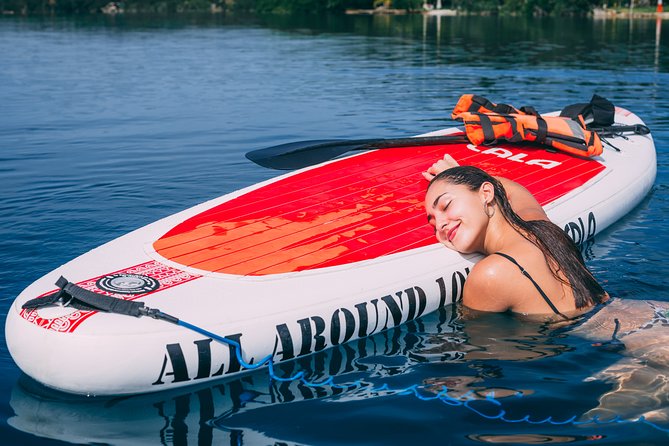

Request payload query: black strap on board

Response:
[560,94,615,128]
[21,276,179,323]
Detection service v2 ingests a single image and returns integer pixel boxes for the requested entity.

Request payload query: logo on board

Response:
[466,143,562,169]
[96,273,160,295]
[152,269,471,387]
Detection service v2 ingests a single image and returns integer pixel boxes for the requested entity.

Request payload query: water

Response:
[1,12,668,445]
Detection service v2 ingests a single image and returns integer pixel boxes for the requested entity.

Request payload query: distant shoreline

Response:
[2,5,668,19]
[344,7,669,20]
[592,10,669,20]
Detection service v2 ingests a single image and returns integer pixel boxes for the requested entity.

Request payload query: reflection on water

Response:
[466,433,605,444]
[1,12,668,445]
[7,308,458,445]
[570,298,669,424]
[11,305,658,445]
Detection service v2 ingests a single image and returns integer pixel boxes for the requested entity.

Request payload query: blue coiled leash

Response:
[23,277,669,434]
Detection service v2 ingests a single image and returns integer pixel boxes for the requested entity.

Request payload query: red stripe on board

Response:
[20,261,201,333]
[155,143,605,275]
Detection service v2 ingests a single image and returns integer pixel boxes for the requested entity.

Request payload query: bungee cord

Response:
[24,277,669,435]
[179,318,669,435]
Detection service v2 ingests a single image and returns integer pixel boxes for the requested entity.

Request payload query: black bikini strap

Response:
[494,252,569,320]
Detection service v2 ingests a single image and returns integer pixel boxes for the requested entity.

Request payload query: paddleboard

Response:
[10,306,461,445]
[5,107,656,396]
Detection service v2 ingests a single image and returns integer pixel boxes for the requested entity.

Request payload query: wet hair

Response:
[428,165,607,309]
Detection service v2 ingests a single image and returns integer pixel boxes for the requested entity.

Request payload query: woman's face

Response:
[425,180,490,254]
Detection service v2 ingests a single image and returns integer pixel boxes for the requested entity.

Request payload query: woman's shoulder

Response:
[462,254,521,313]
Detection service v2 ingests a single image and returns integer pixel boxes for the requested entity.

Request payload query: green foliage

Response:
[499,0,599,14]
[551,0,599,15]
[452,0,501,13]
[0,0,600,15]
[233,0,361,13]
[392,0,423,11]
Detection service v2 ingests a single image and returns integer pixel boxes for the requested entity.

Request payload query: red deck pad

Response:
[154,143,604,275]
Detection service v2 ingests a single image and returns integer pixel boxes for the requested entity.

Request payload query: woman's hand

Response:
[422,154,460,181]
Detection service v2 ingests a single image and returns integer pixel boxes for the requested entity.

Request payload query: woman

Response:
[423,156,669,423]
[423,154,608,319]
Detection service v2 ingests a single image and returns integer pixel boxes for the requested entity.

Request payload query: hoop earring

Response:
[484,202,495,218]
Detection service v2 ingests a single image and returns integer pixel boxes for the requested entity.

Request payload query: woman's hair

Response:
[428,166,607,308]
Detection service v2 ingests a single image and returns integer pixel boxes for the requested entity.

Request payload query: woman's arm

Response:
[495,177,549,222]
[423,154,549,222]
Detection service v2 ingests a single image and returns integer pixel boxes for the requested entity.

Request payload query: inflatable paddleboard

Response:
[5,107,656,396]
[10,306,461,445]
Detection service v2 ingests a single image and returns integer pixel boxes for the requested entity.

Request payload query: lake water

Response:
[1,12,668,445]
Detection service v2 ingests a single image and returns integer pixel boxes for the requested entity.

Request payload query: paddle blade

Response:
[245,139,376,170]
[246,134,468,170]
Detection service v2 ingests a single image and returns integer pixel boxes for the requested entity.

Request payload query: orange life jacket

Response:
[454,111,603,157]
[451,95,603,158]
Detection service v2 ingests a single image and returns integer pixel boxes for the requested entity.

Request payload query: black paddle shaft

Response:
[245,134,468,170]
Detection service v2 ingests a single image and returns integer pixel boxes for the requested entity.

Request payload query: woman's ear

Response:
[479,181,495,205]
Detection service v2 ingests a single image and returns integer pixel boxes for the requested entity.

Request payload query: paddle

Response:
[591,124,651,137]
[245,124,651,170]
[245,134,469,170]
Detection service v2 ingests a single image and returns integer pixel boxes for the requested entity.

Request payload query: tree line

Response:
[0,0,616,17]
